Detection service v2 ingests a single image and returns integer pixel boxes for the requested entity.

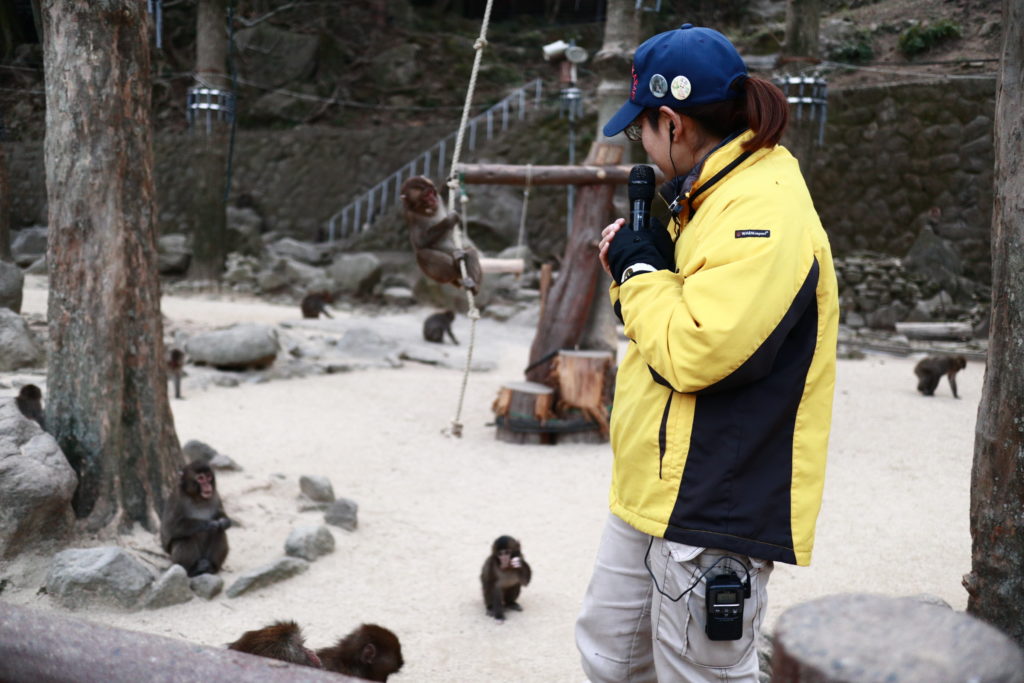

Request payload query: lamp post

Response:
[544,40,589,237]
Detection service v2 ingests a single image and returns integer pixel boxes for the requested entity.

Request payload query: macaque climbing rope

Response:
[443,0,496,438]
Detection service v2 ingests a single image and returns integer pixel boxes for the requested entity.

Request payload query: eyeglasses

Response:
[624,120,643,142]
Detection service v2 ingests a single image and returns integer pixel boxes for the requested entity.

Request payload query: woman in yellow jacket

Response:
[575,24,839,683]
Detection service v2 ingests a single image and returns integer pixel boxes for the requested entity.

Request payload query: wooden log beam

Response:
[454,163,665,186]
[0,602,357,682]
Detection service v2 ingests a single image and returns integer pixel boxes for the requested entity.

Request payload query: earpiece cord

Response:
[643,536,752,603]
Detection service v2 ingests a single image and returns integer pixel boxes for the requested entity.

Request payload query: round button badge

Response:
[670,75,691,101]
[649,74,668,98]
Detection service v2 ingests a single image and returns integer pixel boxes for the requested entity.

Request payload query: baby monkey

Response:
[480,535,531,621]
[423,310,458,345]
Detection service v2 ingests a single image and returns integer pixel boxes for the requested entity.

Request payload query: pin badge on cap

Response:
[649,74,668,98]
[670,75,691,101]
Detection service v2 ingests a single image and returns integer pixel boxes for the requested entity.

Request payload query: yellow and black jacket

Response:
[608,131,839,566]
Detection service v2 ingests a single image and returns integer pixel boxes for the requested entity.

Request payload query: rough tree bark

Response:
[783,0,821,61]
[42,0,181,532]
[965,0,1024,645]
[190,0,230,280]
[0,143,10,260]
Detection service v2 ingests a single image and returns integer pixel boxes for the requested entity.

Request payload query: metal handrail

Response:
[325,79,544,242]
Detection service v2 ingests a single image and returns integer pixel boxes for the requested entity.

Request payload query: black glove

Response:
[607,222,675,285]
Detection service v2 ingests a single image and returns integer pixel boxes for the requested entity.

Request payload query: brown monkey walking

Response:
[480,535,532,621]
[914,354,967,398]
[16,384,45,430]
[160,460,231,577]
[317,624,404,682]
[400,176,483,294]
[423,310,458,344]
[301,291,334,319]
[168,349,185,400]
[228,621,322,668]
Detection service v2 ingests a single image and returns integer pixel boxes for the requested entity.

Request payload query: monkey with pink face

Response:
[400,175,483,294]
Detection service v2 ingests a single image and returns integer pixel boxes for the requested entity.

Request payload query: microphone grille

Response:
[628,165,656,201]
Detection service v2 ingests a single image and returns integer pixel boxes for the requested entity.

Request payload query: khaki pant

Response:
[576,513,772,682]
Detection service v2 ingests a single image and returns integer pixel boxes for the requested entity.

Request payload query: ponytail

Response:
[740,76,789,151]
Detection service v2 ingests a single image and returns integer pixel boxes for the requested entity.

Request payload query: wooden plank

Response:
[455,163,664,186]
[895,322,973,340]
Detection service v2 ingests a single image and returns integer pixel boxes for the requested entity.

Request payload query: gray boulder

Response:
[11,227,47,268]
[324,498,358,531]
[224,253,261,287]
[382,286,416,306]
[0,400,76,558]
[157,234,192,275]
[189,573,224,600]
[226,557,309,598]
[327,253,382,297]
[299,475,335,503]
[284,525,335,562]
[0,308,44,371]
[46,547,154,609]
[185,324,279,370]
[182,439,218,464]
[0,260,24,313]
[143,565,193,609]
[25,256,47,275]
[267,238,327,266]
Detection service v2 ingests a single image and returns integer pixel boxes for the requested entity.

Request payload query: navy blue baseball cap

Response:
[603,23,748,137]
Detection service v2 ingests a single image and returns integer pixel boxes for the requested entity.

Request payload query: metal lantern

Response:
[776,76,828,145]
[186,87,236,134]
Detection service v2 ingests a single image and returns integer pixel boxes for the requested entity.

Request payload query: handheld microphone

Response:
[628,165,656,232]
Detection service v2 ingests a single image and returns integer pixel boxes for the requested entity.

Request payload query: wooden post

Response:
[492,381,555,445]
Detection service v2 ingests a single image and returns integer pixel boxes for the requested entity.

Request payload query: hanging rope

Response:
[442,0,496,438]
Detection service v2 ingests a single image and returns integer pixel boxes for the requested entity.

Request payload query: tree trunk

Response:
[42,0,182,533]
[965,0,1024,645]
[783,0,821,60]
[190,0,230,281]
[0,143,10,260]
[525,182,614,383]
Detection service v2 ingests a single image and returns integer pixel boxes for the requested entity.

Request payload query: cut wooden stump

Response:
[492,381,555,445]
[551,349,614,443]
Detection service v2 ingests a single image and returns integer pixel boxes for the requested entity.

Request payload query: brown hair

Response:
[647,76,789,152]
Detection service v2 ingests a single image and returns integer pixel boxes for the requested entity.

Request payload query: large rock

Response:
[267,238,328,266]
[235,24,318,88]
[189,573,224,600]
[327,253,382,297]
[142,565,193,609]
[185,324,279,370]
[0,260,24,313]
[157,234,192,275]
[324,498,358,531]
[46,547,154,610]
[299,475,335,503]
[772,593,1024,682]
[225,557,309,598]
[0,400,76,558]
[10,227,47,268]
[284,525,335,562]
[0,308,44,371]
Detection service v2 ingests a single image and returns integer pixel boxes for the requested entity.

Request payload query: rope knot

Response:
[474,38,488,50]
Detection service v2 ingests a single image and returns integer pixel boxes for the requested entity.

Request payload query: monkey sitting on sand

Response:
[400,176,483,294]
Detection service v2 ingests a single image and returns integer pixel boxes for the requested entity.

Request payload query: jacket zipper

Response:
[658,392,672,479]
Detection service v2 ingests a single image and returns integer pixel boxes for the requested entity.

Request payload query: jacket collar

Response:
[659,129,766,221]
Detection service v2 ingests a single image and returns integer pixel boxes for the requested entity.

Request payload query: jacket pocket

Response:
[658,392,673,479]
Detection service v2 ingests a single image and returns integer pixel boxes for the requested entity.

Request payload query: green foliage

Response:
[829,30,875,63]
[898,19,962,57]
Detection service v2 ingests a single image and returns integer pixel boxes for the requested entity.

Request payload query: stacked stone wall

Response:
[806,76,995,285]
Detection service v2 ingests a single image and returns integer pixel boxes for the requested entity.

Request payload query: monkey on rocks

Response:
[228,621,322,668]
[301,291,334,319]
[423,310,458,345]
[480,535,532,621]
[168,349,185,400]
[400,175,483,294]
[317,624,404,682]
[16,384,45,430]
[914,354,967,398]
[160,460,231,577]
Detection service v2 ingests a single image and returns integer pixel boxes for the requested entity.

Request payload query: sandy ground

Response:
[1,276,981,682]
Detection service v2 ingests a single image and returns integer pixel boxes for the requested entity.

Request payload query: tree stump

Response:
[492,381,555,445]
[551,349,614,443]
